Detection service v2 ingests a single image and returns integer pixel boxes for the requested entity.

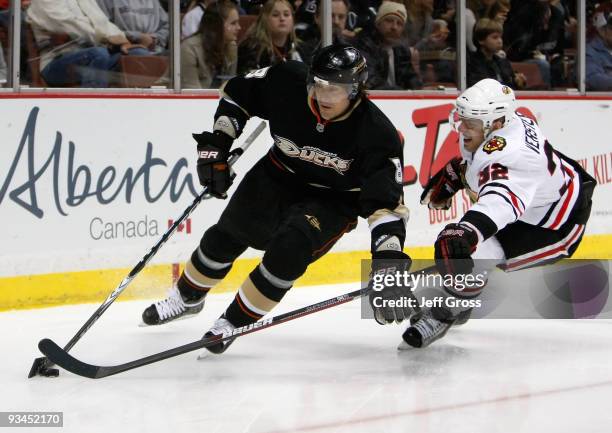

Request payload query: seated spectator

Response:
[431,0,456,48]
[182,0,216,40]
[468,18,526,88]
[417,18,455,83]
[181,0,240,88]
[353,1,421,89]
[552,0,577,48]
[586,4,612,90]
[238,0,303,74]
[403,0,434,47]
[96,0,169,55]
[26,0,142,87]
[465,0,497,52]
[299,0,354,62]
[492,0,509,25]
[415,17,448,50]
[503,0,565,88]
[295,0,318,32]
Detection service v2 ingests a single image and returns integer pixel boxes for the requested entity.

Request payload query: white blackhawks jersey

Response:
[461,112,582,235]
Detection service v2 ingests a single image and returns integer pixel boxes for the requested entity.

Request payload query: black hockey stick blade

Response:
[39,339,100,379]
[39,333,232,379]
[37,288,366,379]
[39,264,438,379]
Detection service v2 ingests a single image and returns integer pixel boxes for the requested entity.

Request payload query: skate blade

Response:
[397,340,416,351]
[196,351,211,361]
[138,312,200,327]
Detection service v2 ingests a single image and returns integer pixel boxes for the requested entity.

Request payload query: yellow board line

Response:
[1,234,611,311]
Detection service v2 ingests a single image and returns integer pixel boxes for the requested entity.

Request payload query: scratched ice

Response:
[3,284,612,433]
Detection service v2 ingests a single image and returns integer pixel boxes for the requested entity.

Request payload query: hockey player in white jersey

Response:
[371,78,596,348]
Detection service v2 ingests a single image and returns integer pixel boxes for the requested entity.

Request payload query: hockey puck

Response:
[28,357,60,378]
[40,368,60,377]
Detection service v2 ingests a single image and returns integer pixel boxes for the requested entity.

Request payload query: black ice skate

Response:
[202,316,237,354]
[142,287,205,325]
[399,310,454,349]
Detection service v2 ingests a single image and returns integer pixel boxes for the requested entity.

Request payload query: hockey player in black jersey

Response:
[371,78,596,349]
[141,44,411,354]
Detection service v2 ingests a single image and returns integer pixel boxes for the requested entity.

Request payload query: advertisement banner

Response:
[1,96,610,284]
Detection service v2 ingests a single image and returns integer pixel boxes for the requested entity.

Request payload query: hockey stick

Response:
[28,121,267,379]
[37,265,437,379]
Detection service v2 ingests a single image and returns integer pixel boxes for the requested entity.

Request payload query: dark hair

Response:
[473,18,503,48]
[200,0,238,70]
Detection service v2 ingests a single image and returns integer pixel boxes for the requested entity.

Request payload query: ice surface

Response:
[2,283,612,433]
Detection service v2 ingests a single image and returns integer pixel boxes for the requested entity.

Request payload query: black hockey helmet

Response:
[308,44,368,99]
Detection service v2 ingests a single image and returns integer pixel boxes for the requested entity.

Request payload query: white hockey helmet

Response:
[451,78,516,135]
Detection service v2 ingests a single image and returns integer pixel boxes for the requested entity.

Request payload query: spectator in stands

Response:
[468,18,526,88]
[415,17,448,50]
[403,0,434,47]
[182,0,216,40]
[181,0,240,88]
[492,0,509,25]
[26,0,142,87]
[465,0,497,52]
[299,0,353,62]
[345,0,378,32]
[96,0,169,55]
[431,0,456,47]
[503,0,565,88]
[237,0,303,74]
[353,1,421,89]
[552,0,577,48]
[586,4,612,90]
[416,18,455,83]
[433,0,455,23]
[295,0,318,32]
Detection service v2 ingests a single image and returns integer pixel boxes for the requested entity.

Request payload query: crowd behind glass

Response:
[0,0,611,92]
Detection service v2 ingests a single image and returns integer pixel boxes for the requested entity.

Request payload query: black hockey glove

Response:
[421,157,464,210]
[368,250,416,325]
[434,223,478,277]
[194,131,234,199]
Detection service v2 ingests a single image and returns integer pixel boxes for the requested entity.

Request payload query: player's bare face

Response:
[457,117,486,152]
[313,82,351,119]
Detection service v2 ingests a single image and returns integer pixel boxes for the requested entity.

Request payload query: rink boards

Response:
[1,93,611,310]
